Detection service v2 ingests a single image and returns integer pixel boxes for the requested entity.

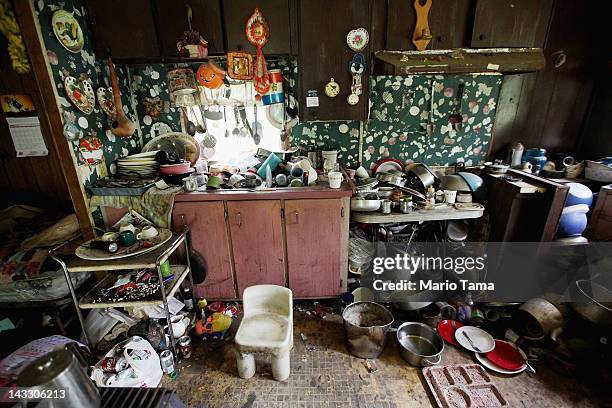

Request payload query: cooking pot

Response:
[397,322,444,366]
[569,280,612,326]
[342,301,394,359]
[17,346,100,408]
[405,163,437,192]
[517,298,564,341]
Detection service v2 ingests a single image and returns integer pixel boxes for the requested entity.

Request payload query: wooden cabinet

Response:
[471,0,554,48]
[298,0,371,121]
[222,0,293,55]
[84,0,160,59]
[153,0,225,56]
[172,201,236,299]
[226,200,285,296]
[172,194,349,299]
[285,199,347,297]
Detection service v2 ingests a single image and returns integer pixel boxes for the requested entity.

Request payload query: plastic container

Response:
[257,152,281,178]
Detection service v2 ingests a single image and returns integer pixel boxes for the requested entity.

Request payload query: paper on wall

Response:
[6,116,48,157]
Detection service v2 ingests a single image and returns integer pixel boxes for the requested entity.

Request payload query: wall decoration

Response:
[61,110,83,141]
[176,4,208,58]
[346,28,369,52]
[348,53,366,105]
[227,51,254,80]
[325,78,340,98]
[96,87,115,118]
[246,8,270,95]
[64,75,95,114]
[0,0,31,73]
[108,57,135,137]
[51,9,84,53]
[142,96,163,120]
[79,131,104,165]
[196,62,225,89]
[1,94,35,114]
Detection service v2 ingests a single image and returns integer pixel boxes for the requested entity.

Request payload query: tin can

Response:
[102,373,117,387]
[178,336,192,359]
[262,69,285,106]
[101,356,128,373]
[160,350,175,374]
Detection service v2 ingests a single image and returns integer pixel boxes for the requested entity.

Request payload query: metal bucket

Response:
[342,301,394,359]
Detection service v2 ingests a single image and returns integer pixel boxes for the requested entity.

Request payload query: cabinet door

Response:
[298,0,371,121]
[471,0,554,48]
[226,201,285,296]
[222,0,293,55]
[284,199,346,297]
[154,0,225,56]
[85,0,160,59]
[173,202,236,299]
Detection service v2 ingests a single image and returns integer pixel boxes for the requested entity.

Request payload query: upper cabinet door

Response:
[298,0,371,121]
[84,0,160,59]
[154,0,225,56]
[222,0,293,55]
[471,0,554,48]
[386,0,473,50]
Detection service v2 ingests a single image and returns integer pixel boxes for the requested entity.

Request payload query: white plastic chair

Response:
[235,285,293,381]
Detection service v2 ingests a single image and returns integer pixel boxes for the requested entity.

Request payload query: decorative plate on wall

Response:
[64,76,95,114]
[96,87,116,118]
[346,28,369,52]
[51,10,84,53]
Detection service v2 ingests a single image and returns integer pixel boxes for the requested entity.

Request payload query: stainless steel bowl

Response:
[377,187,394,199]
[350,198,381,212]
[397,322,444,366]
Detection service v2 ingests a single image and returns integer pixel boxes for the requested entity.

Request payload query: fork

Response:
[462,332,481,352]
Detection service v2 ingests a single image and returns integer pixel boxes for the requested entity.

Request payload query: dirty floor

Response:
[164,312,611,408]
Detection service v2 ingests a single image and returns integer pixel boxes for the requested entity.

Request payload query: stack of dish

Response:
[117,151,159,178]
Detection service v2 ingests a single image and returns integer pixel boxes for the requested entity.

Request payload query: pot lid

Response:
[17,349,75,387]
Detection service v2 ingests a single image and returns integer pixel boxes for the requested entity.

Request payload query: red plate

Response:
[485,340,525,371]
[371,158,404,174]
[437,320,464,346]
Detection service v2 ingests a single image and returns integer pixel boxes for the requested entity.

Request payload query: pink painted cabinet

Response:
[285,199,348,297]
[226,200,286,296]
[172,202,236,299]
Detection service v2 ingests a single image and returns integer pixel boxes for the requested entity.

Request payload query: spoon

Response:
[223,107,230,138]
[462,331,481,352]
[279,99,288,142]
[253,104,262,145]
[183,107,196,136]
[193,106,205,134]
[232,106,241,136]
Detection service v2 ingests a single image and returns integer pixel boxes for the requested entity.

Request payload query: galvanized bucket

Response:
[342,301,394,359]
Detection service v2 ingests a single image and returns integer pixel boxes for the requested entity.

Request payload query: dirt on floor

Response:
[163,312,612,408]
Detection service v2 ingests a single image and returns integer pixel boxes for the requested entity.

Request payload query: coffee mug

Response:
[137,225,158,240]
[443,190,457,204]
[328,171,343,189]
[119,230,137,246]
[167,315,191,338]
[101,232,119,242]
[207,175,221,189]
[228,174,245,187]
[355,166,369,179]
[119,223,137,234]
[275,173,288,187]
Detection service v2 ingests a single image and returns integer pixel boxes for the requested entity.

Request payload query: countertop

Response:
[175,181,354,202]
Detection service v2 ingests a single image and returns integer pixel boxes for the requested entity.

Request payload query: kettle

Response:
[16,344,100,408]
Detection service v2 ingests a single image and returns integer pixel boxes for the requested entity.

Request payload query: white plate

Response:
[123,151,159,159]
[375,161,403,174]
[475,351,527,375]
[455,326,495,353]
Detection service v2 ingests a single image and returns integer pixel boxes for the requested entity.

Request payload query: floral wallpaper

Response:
[35,0,140,187]
[291,74,502,170]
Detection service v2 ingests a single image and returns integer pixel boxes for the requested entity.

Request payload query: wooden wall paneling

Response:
[0,27,71,210]
[84,0,160,59]
[13,1,94,238]
[226,200,285,296]
[298,0,371,121]
[386,0,474,50]
[471,0,554,48]
[222,0,292,55]
[153,0,225,56]
[173,202,237,299]
[369,0,388,53]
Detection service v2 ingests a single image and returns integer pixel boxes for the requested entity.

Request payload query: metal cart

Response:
[50,228,193,358]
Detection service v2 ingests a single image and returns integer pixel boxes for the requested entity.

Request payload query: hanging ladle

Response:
[182,106,196,136]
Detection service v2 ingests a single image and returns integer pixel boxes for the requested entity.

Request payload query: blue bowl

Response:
[566,182,593,207]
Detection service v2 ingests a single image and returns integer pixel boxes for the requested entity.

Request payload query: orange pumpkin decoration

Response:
[196,61,225,89]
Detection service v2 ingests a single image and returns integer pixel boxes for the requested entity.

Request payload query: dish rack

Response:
[50,228,193,358]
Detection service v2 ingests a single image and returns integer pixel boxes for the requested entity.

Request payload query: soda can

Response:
[101,357,127,373]
[160,349,175,374]
[103,373,117,386]
[178,336,192,359]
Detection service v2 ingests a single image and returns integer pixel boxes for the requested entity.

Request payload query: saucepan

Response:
[396,322,444,366]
